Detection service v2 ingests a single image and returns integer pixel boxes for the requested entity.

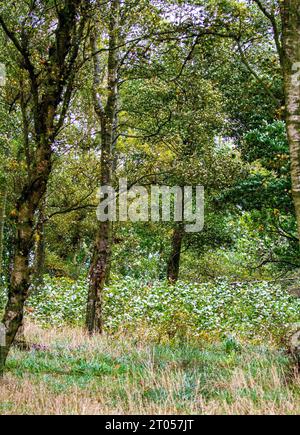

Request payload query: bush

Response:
[20,276,300,342]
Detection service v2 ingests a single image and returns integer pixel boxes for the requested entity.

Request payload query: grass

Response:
[0,323,299,415]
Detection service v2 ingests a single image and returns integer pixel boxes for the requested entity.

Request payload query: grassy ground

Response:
[0,323,299,415]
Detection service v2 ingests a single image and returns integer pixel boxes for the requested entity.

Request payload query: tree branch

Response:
[236,40,279,103]
[252,0,284,67]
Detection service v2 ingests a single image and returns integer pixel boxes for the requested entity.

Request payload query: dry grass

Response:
[0,323,299,415]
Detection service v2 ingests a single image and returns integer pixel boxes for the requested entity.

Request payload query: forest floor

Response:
[0,323,299,415]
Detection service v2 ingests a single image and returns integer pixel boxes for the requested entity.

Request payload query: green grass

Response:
[1,325,299,414]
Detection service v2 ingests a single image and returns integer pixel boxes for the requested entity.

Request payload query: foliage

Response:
[9,276,299,343]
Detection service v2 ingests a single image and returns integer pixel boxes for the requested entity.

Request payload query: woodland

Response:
[0,0,299,415]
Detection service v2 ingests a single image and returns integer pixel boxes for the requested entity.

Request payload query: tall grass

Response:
[0,323,299,415]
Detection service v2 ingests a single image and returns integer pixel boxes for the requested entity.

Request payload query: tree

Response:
[86,0,120,334]
[0,0,87,374]
[249,0,300,244]
[86,0,172,332]
[280,1,300,242]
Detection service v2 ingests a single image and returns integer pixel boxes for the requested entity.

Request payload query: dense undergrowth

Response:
[1,276,298,343]
[0,278,299,415]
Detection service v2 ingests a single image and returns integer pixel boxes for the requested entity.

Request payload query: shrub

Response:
[18,276,300,342]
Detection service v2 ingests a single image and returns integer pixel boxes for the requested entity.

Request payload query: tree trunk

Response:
[86,122,114,333]
[280,2,300,241]
[13,321,28,350]
[0,185,7,274]
[86,0,120,334]
[167,224,184,283]
[86,221,112,334]
[1,176,49,373]
[33,201,46,288]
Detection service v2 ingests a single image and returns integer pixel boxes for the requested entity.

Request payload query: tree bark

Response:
[2,170,50,365]
[280,2,300,241]
[86,0,120,334]
[167,224,184,283]
[86,121,114,333]
[0,185,7,274]
[33,201,46,288]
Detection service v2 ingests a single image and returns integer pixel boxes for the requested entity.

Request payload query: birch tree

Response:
[0,0,87,374]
